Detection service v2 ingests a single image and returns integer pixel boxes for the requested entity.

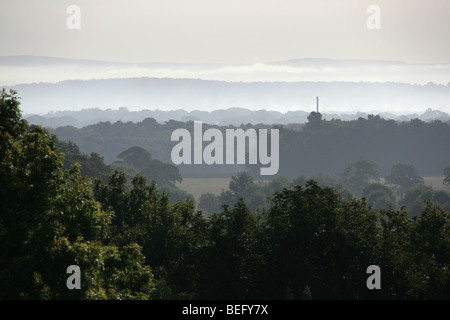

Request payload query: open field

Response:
[176,178,231,201]
[424,176,450,192]
[176,176,450,202]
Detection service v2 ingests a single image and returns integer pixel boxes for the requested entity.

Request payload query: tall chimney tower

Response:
[316,96,319,113]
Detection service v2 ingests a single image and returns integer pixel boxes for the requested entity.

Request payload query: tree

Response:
[117,146,152,170]
[198,192,221,216]
[401,184,434,217]
[408,202,450,299]
[266,176,292,193]
[340,156,380,195]
[140,159,182,186]
[432,190,450,211]
[362,183,396,210]
[229,171,254,195]
[264,180,381,299]
[57,140,111,181]
[376,206,415,298]
[45,166,155,299]
[198,200,263,299]
[306,111,323,128]
[385,163,424,197]
[110,161,138,181]
[0,89,155,299]
[222,172,271,212]
[0,89,63,298]
[94,172,207,299]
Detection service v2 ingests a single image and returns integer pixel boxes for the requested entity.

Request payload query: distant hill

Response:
[24,107,308,127]
[5,77,450,116]
[2,55,450,115]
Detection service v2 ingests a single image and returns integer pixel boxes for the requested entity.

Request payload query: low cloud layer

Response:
[1,59,450,87]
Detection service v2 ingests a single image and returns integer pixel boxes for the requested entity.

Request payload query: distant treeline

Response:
[51,114,450,178]
[25,106,450,128]
[275,114,450,177]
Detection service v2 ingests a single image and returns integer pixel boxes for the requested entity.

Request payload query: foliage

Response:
[114,146,186,202]
[93,173,207,298]
[306,111,323,128]
[2,89,450,300]
[340,156,380,195]
[52,113,450,179]
[197,200,265,299]
[117,146,152,170]
[198,192,222,216]
[0,89,154,299]
[59,141,188,204]
[362,183,396,210]
[402,184,450,217]
[57,140,111,182]
[385,163,424,197]
[140,159,182,186]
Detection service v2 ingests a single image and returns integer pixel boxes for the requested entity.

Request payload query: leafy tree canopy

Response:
[117,146,152,170]
[386,162,424,195]
[340,156,380,195]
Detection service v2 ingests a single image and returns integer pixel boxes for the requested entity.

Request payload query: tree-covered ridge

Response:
[1,89,449,299]
[51,112,450,178]
[274,114,450,177]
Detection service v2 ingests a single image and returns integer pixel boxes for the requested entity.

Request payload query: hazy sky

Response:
[1,0,450,64]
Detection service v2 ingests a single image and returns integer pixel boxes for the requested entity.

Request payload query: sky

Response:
[1,0,450,64]
[0,0,449,115]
